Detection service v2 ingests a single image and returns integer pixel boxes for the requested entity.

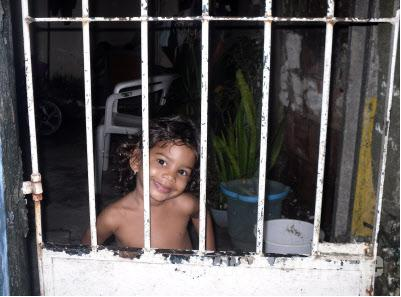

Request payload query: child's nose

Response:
[162,170,176,183]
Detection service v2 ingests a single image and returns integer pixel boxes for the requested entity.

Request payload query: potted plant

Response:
[210,68,289,250]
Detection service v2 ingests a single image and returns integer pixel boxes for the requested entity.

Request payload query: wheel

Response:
[37,100,62,136]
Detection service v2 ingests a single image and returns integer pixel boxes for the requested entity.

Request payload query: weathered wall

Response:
[0,0,31,294]
[273,0,399,294]
[272,3,349,235]
[374,1,400,295]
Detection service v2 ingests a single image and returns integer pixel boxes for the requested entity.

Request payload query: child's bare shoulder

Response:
[173,192,199,215]
[99,194,138,220]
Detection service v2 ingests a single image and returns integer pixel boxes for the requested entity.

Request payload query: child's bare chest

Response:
[114,207,192,250]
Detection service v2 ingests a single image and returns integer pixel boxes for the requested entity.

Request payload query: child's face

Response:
[133,141,196,204]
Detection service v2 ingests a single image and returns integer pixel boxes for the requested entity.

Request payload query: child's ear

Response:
[129,149,142,173]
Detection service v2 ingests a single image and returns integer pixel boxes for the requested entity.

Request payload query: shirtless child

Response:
[82,116,215,250]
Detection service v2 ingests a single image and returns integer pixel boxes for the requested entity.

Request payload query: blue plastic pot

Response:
[220,179,290,219]
[220,178,291,251]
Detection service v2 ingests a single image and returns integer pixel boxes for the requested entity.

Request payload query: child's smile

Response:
[152,180,172,194]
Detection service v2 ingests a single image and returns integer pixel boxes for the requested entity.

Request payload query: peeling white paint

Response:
[375,124,398,151]
[305,80,322,115]
[375,122,384,134]
[279,33,323,117]
[41,247,376,295]
[198,0,209,253]
[312,21,334,254]
[29,16,397,24]
[393,87,400,97]
[381,80,388,97]
[256,8,272,254]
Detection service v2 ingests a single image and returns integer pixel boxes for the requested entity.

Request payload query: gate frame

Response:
[19,0,399,295]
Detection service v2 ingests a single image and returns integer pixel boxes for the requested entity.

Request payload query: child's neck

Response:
[129,188,165,207]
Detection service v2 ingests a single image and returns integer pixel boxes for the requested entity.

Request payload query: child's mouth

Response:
[153,180,172,194]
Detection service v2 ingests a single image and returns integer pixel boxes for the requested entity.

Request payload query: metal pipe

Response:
[255,0,273,255]
[21,0,45,294]
[311,0,335,255]
[198,0,209,254]
[141,0,151,251]
[28,16,396,24]
[81,0,98,248]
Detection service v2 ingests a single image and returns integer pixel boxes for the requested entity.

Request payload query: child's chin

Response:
[149,194,171,204]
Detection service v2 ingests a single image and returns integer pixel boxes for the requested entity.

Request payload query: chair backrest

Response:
[113,74,179,106]
[104,74,179,126]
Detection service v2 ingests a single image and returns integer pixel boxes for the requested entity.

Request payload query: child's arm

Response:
[81,207,119,245]
[191,210,215,251]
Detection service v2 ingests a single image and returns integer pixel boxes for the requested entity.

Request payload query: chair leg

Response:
[103,133,111,171]
[95,125,105,193]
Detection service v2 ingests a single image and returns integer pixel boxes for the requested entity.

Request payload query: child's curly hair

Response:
[115,115,200,194]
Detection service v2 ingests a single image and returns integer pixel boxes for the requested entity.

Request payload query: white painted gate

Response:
[20,0,399,295]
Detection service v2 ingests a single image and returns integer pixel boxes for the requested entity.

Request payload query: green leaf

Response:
[269,116,286,170]
[235,69,258,177]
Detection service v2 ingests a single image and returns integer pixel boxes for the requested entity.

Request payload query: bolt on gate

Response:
[20,0,399,295]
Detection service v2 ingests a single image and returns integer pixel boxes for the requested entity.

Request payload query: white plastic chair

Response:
[95,74,179,192]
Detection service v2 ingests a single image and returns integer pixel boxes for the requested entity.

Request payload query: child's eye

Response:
[178,169,189,176]
[157,159,166,166]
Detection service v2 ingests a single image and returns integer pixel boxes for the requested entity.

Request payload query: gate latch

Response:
[22,173,43,201]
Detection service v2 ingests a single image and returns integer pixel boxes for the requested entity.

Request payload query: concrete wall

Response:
[374,1,400,294]
[272,7,348,235]
[273,0,399,294]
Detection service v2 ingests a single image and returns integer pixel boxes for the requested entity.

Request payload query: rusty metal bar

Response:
[311,0,335,255]
[255,0,273,255]
[198,0,209,254]
[21,0,45,294]
[81,0,98,248]
[372,9,400,260]
[141,0,151,251]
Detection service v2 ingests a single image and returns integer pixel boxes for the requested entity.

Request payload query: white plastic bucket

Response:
[254,219,322,255]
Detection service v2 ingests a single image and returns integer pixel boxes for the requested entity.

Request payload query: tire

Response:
[37,100,63,136]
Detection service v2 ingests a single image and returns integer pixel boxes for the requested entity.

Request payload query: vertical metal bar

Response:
[141,0,151,250]
[312,0,335,255]
[372,9,399,259]
[327,0,335,17]
[21,0,45,294]
[198,0,209,253]
[81,0,98,248]
[21,1,39,177]
[255,0,273,255]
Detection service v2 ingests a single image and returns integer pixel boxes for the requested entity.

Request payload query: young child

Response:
[82,116,215,250]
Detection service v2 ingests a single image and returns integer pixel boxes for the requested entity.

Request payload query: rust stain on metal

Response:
[25,16,33,23]
[364,245,372,256]
[366,285,374,296]
[32,193,43,202]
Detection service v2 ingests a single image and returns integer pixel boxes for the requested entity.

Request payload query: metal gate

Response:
[20,0,399,295]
